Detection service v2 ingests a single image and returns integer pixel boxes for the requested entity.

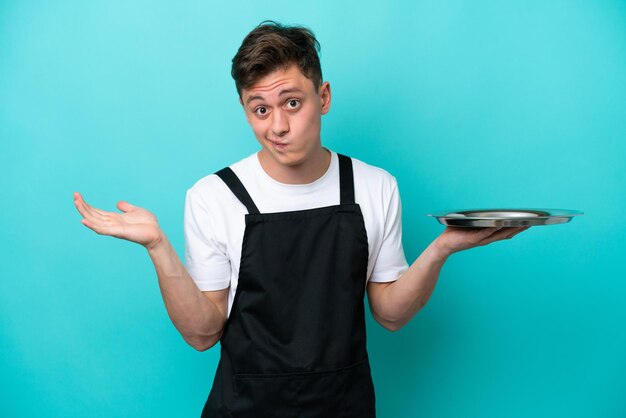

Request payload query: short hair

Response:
[231,21,322,97]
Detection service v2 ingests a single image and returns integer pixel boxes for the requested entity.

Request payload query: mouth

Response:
[268,139,289,149]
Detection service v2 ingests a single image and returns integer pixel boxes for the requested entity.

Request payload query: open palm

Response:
[73,192,162,249]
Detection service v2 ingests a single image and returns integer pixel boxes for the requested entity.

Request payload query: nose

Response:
[270,109,289,137]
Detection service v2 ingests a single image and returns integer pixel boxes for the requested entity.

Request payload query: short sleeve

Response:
[368,178,409,282]
[183,188,231,290]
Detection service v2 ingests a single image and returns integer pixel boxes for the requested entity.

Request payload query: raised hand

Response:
[435,226,530,257]
[73,192,163,250]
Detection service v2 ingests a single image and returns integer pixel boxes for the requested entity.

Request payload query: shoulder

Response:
[186,153,258,210]
[348,155,399,193]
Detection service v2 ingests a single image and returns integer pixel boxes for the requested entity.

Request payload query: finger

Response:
[75,198,107,222]
[489,226,528,241]
[505,226,530,239]
[86,202,108,217]
[117,201,136,213]
[74,192,91,209]
[81,217,106,234]
[74,195,94,220]
[80,217,120,237]
[74,194,108,220]
[74,193,98,214]
[477,227,505,240]
[74,192,93,215]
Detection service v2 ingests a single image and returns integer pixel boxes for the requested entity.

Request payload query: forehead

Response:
[242,65,315,104]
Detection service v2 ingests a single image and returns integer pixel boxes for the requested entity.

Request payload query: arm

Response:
[147,235,228,351]
[73,192,227,351]
[367,226,530,332]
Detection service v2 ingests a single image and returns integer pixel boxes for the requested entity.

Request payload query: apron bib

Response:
[202,154,375,417]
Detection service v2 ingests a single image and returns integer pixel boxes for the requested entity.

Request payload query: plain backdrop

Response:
[1,1,625,417]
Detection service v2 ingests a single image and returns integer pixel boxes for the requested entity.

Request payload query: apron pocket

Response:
[234,360,375,418]
[233,372,299,417]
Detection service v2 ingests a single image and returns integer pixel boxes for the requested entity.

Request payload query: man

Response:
[74,21,528,417]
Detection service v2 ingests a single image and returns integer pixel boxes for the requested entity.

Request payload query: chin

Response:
[270,150,306,167]
[276,153,304,167]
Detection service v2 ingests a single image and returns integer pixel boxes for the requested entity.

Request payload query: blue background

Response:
[1,1,625,417]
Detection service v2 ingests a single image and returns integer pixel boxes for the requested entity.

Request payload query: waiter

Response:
[74,21,529,417]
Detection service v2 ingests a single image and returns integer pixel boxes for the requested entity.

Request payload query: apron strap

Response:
[216,153,354,213]
[338,154,355,205]
[215,167,261,215]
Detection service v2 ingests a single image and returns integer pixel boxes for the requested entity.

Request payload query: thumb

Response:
[117,200,137,213]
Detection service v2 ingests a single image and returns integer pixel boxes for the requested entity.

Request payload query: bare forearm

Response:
[370,225,531,331]
[370,240,449,331]
[146,233,225,350]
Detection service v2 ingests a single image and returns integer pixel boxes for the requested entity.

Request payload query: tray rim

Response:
[427,208,584,220]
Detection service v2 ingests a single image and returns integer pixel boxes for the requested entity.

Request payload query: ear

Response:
[319,81,331,115]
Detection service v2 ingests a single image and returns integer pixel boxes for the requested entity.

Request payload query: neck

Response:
[258,147,331,185]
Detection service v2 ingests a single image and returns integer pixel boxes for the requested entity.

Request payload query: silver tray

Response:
[427,208,583,227]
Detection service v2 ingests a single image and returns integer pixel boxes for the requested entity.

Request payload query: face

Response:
[240,65,331,169]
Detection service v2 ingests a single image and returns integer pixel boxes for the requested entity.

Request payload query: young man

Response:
[74,21,528,417]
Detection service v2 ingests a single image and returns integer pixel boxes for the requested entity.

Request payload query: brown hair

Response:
[231,21,322,97]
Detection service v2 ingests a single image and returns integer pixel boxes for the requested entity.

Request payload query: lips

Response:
[268,139,288,147]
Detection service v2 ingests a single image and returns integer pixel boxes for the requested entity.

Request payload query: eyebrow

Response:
[245,88,305,105]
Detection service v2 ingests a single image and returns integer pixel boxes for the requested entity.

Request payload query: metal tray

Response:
[427,208,583,227]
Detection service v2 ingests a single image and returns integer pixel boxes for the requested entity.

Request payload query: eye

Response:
[286,99,301,109]
[254,107,268,117]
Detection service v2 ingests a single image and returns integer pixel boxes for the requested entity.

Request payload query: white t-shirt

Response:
[184,150,409,315]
